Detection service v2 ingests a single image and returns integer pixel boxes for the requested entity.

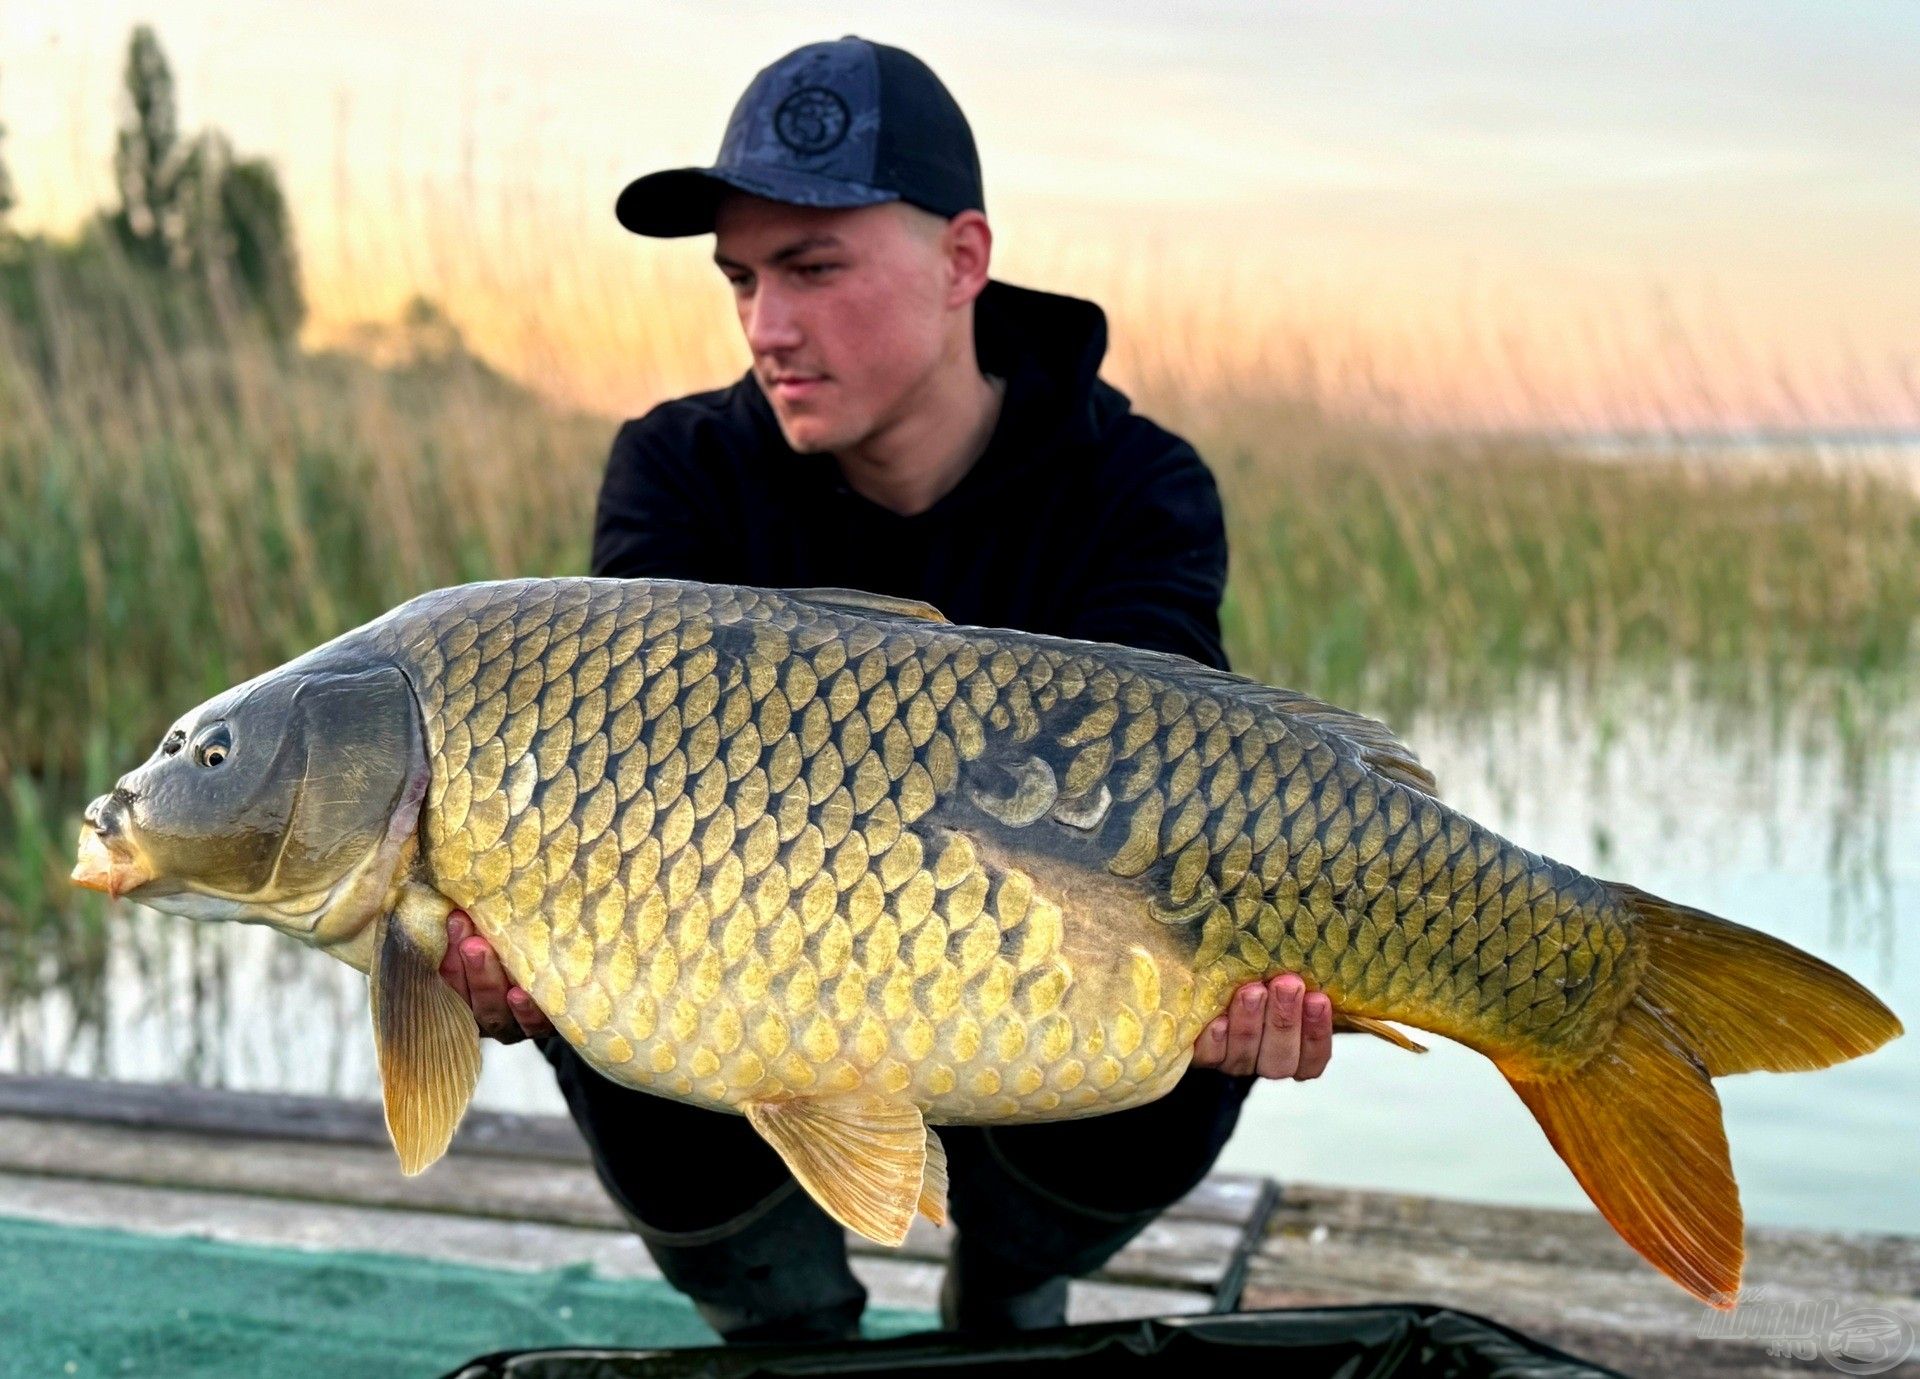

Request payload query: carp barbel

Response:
[73,578,1901,1305]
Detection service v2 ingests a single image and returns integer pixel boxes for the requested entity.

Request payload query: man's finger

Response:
[1222,983,1265,1076]
[1296,991,1334,1080]
[1256,974,1305,1080]
[1192,1017,1229,1067]
[462,934,524,1044]
[439,911,473,1004]
[508,987,556,1039]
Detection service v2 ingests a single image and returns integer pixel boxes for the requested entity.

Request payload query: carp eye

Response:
[191,723,233,768]
[160,728,186,758]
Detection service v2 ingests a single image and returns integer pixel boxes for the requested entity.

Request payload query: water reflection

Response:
[3,671,1913,1231]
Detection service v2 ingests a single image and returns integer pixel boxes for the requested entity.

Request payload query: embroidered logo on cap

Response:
[774,87,851,155]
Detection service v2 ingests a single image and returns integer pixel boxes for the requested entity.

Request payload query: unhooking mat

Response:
[0,1214,934,1378]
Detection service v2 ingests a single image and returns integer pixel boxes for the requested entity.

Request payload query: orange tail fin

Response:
[1501,885,1902,1308]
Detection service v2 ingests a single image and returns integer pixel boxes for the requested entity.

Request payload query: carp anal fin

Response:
[1334,1013,1429,1052]
[745,1094,945,1244]
[919,1126,949,1227]
[785,587,950,624]
[369,888,482,1176]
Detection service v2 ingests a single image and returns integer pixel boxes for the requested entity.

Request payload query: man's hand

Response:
[438,910,556,1043]
[1191,974,1333,1080]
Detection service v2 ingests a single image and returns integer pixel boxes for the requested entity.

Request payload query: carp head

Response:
[73,660,428,951]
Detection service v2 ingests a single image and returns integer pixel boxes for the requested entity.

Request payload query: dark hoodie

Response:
[589,278,1230,671]
[576,278,1253,1224]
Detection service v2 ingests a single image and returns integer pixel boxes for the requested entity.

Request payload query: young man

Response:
[440,36,1334,1341]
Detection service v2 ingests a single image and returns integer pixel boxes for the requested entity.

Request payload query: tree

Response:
[111,25,179,266]
[0,70,16,229]
[173,130,305,340]
[218,151,303,338]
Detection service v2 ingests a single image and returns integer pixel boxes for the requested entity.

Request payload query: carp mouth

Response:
[72,791,156,900]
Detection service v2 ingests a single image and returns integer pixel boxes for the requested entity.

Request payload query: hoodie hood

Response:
[972,279,1118,447]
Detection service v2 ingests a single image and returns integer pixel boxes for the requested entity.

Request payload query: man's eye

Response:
[794,263,838,279]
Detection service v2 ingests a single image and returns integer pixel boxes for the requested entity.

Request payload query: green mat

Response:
[0,1215,937,1378]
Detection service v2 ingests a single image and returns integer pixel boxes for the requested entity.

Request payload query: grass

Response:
[2,233,1918,981]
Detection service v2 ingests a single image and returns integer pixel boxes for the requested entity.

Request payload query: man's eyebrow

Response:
[713,234,845,271]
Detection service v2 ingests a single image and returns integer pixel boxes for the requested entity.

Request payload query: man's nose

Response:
[744,284,804,355]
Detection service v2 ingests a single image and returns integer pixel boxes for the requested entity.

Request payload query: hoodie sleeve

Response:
[1064,430,1231,672]
[589,416,725,580]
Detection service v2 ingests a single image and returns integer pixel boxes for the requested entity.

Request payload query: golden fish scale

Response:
[378,579,1637,1121]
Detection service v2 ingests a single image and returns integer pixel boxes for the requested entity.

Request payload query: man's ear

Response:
[944,209,992,309]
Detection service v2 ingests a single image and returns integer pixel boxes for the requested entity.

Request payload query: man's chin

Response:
[775,415,847,455]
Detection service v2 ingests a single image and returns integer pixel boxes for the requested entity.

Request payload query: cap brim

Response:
[615,166,899,238]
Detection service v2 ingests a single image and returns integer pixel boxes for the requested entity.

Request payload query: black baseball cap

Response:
[616,36,984,238]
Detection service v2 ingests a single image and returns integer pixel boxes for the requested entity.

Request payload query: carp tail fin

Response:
[1498,885,1900,1310]
[1621,883,1902,1076]
[1502,995,1742,1308]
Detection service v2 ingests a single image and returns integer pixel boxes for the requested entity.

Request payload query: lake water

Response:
[4,673,1913,1237]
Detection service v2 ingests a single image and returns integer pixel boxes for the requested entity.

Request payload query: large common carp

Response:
[73,578,1899,1304]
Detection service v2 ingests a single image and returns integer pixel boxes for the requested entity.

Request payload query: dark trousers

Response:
[539,1037,1254,1341]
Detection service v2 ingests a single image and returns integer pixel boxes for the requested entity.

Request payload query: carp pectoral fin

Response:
[918,1129,949,1227]
[368,890,482,1177]
[1333,1013,1429,1053]
[744,1094,939,1245]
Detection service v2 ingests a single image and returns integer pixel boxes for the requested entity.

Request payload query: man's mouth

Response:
[769,373,827,401]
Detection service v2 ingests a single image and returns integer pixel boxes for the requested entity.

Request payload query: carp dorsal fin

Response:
[369,886,481,1176]
[1170,666,1439,797]
[1269,689,1438,797]
[785,587,950,624]
[744,1094,945,1244]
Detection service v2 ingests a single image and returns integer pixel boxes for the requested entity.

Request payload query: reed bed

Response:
[2,236,1917,961]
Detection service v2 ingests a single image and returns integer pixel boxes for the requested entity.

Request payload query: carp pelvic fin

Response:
[369,888,482,1177]
[1333,1013,1429,1052]
[784,587,950,624]
[744,1094,944,1245]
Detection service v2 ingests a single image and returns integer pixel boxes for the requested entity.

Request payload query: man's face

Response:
[713,195,954,454]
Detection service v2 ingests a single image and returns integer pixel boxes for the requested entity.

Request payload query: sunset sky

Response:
[3,1,1915,428]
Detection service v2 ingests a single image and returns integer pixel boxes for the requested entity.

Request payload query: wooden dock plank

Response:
[0,1075,1274,1306]
[1245,1183,1920,1379]
[0,1171,1207,1324]
[19,1072,1914,1376]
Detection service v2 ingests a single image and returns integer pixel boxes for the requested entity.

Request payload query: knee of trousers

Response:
[943,1071,1252,1279]
[946,1132,1165,1282]
[630,1179,869,1338]
[536,1037,865,1334]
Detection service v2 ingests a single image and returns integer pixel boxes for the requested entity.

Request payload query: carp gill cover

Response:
[73,578,1901,1306]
